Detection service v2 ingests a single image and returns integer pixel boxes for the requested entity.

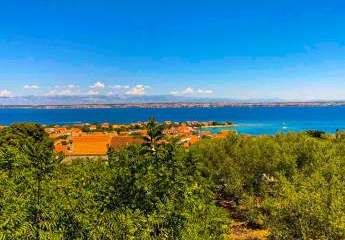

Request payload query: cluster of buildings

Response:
[45,121,233,159]
[47,126,143,159]
[0,121,232,159]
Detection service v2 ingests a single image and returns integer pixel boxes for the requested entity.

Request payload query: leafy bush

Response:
[191,132,345,238]
[0,122,229,239]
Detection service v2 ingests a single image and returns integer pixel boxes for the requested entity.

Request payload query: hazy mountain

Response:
[0,95,286,105]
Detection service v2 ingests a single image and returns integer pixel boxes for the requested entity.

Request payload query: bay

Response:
[1,106,345,135]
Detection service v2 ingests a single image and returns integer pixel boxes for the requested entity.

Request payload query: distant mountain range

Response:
[0,95,285,105]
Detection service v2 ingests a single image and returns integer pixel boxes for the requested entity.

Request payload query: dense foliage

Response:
[191,132,345,239]
[0,122,228,239]
[1,121,345,239]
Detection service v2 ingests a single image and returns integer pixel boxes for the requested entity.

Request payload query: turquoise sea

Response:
[1,106,345,135]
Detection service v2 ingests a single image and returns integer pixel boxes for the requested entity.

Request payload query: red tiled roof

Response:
[110,136,144,149]
[67,135,112,156]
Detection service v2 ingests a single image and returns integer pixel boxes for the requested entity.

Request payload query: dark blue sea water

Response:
[1,106,345,135]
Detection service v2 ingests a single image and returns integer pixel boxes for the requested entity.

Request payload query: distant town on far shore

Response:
[2,100,345,109]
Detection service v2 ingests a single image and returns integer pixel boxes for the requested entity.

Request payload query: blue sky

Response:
[1,0,345,100]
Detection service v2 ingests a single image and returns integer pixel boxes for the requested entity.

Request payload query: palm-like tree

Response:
[143,118,165,152]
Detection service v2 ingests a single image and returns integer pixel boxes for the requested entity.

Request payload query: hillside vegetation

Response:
[1,121,345,239]
[192,131,345,239]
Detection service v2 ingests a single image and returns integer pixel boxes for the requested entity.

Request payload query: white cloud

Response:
[46,83,151,97]
[110,85,130,89]
[108,85,149,96]
[196,89,213,94]
[88,81,105,95]
[170,87,213,96]
[126,85,149,96]
[182,87,194,95]
[0,89,12,97]
[24,84,39,89]
[46,84,80,96]
[90,81,105,90]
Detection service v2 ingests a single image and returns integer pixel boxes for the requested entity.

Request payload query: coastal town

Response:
[41,120,234,160]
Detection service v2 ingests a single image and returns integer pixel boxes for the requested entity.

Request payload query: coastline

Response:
[1,107,345,135]
[1,101,345,109]
[199,124,237,128]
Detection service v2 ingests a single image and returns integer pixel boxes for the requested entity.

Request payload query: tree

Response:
[0,124,58,239]
[0,122,229,239]
[143,118,165,153]
[102,134,229,239]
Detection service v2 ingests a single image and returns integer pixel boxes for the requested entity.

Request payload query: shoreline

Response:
[1,101,345,109]
[199,124,237,128]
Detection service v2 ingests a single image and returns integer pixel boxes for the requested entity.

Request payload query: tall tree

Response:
[143,118,165,153]
[0,124,57,239]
